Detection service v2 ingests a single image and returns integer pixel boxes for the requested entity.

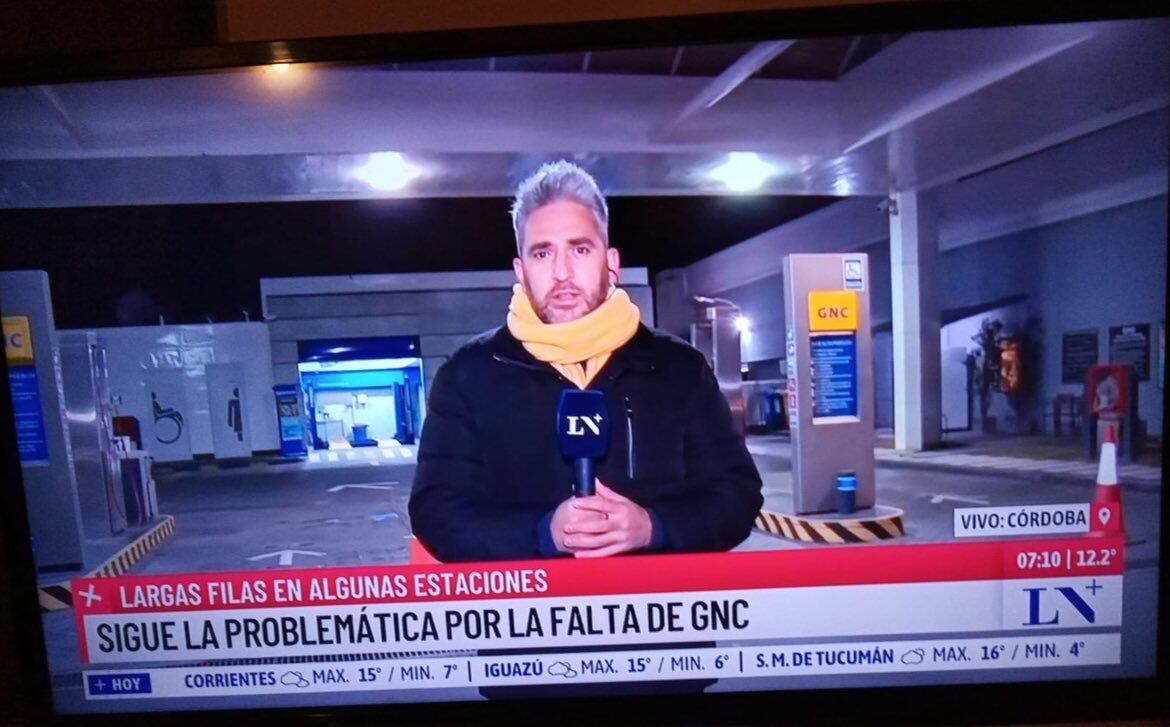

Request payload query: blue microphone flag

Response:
[556,389,610,460]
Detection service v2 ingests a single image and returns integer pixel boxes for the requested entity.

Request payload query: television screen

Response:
[0,6,1166,719]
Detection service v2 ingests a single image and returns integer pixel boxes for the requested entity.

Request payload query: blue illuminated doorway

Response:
[296,336,425,449]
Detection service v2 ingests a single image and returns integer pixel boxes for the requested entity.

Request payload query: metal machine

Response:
[58,331,127,538]
[690,303,746,435]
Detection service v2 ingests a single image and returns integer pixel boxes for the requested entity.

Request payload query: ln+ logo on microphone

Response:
[566,414,604,436]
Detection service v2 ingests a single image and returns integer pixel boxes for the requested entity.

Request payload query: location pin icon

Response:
[1098,507,1111,526]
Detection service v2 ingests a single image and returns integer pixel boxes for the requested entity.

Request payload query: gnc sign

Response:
[807,291,859,332]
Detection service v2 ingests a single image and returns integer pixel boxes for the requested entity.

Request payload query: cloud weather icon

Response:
[281,671,310,688]
[900,648,925,665]
[548,661,579,679]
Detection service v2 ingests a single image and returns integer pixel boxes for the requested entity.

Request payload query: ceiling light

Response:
[353,152,422,192]
[708,152,777,192]
[831,176,854,196]
[269,62,292,74]
[735,316,754,341]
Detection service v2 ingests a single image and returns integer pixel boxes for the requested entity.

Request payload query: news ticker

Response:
[71,537,1126,669]
[77,573,1123,664]
[84,633,1121,699]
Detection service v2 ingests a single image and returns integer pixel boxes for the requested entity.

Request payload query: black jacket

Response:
[408,323,763,562]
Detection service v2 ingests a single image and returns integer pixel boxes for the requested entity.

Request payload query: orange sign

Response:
[3,316,33,364]
[808,291,859,332]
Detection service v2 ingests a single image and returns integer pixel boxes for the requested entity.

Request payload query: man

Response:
[409,160,763,563]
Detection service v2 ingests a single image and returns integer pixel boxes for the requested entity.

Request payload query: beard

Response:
[530,272,610,324]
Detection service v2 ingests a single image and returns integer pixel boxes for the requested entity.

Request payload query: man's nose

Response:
[552,248,573,280]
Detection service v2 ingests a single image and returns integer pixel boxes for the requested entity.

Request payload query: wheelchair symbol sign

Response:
[151,391,185,444]
[843,258,864,291]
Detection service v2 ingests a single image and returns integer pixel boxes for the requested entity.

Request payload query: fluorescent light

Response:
[269,62,292,74]
[708,153,777,192]
[735,315,753,342]
[353,152,422,192]
[831,176,854,195]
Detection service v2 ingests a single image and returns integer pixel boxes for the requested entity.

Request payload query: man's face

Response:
[513,200,621,324]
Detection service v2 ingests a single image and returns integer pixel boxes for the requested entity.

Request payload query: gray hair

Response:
[510,160,609,255]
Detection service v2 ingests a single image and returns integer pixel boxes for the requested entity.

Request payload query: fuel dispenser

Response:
[273,384,308,458]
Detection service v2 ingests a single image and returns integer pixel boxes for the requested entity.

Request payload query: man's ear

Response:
[512,257,525,287]
[606,247,621,287]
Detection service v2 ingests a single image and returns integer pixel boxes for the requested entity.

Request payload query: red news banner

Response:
[73,537,1125,666]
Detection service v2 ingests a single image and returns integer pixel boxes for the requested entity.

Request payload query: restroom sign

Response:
[3,316,33,365]
[808,291,859,332]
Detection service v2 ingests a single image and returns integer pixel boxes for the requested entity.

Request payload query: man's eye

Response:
[533,250,550,260]
[575,246,591,255]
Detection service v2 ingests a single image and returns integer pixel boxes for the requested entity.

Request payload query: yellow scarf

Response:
[506,283,641,389]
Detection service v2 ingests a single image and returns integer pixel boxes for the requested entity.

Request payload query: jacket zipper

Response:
[624,396,635,479]
[492,353,564,379]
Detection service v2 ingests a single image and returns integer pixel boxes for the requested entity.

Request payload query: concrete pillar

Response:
[652,268,692,339]
[889,192,943,451]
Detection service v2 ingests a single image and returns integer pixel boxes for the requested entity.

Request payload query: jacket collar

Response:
[490,322,656,381]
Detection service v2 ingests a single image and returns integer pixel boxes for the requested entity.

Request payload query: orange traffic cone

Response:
[1090,425,1124,537]
[407,536,441,565]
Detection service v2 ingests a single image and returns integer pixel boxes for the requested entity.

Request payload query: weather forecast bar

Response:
[84,633,1121,699]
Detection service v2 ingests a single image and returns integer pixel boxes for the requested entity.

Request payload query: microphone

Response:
[556,389,610,497]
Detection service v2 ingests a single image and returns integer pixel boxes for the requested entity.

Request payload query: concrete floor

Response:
[140,461,417,573]
[41,438,1162,713]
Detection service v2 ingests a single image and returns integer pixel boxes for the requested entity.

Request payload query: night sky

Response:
[0,195,836,329]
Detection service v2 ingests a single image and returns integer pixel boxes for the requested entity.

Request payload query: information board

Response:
[1108,324,1150,381]
[8,365,49,462]
[1061,330,1098,384]
[810,333,858,421]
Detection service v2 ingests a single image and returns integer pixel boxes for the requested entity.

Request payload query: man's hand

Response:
[550,481,653,558]
[549,492,608,554]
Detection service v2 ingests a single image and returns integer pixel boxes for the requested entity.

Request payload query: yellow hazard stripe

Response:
[37,515,176,613]
[754,508,906,545]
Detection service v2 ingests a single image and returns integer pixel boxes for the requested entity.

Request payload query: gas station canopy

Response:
[0,19,1165,219]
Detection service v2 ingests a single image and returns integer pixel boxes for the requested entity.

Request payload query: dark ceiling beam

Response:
[652,39,795,137]
[28,86,90,148]
[836,35,862,79]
